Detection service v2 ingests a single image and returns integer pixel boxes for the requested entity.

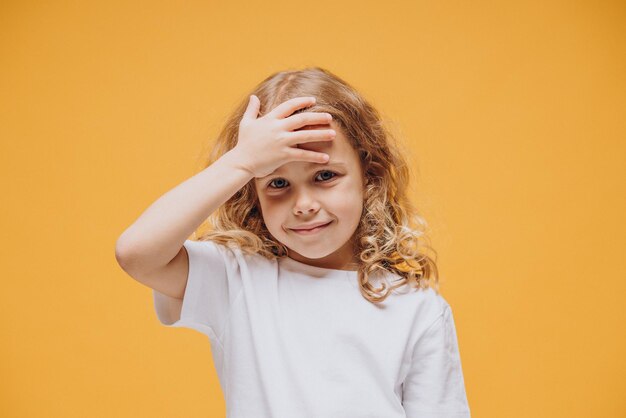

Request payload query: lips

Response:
[290,221,332,231]
[291,221,332,231]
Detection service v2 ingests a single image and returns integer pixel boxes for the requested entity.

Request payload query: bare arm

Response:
[115,95,334,287]
[115,147,253,278]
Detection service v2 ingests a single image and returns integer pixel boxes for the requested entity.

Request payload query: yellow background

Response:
[2,1,625,417]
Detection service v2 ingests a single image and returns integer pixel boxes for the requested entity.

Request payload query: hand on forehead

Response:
[295,121,335,153]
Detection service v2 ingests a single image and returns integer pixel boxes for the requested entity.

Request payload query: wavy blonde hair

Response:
[194,66,439,304]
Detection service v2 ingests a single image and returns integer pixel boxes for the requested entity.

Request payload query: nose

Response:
[292,190,321,215]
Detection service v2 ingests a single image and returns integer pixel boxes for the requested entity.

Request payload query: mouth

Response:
[289,221,333,235]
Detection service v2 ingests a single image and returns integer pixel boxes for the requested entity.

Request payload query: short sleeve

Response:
[152,239,240,344]
[402,304,471,418]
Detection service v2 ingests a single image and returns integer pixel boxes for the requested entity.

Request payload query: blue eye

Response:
[316,170,336,182]
[268,170,338,189]
[269,178,288,189]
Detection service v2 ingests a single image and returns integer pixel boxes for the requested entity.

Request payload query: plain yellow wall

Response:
[1,1,624,417]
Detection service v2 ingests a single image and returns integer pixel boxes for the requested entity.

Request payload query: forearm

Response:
[115,147,252,274]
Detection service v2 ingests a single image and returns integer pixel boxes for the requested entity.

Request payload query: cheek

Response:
[258,199,286,228]
[332,185,364,217]
[337,178,364,199]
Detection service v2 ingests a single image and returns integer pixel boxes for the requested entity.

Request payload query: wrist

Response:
[222,147,255,179]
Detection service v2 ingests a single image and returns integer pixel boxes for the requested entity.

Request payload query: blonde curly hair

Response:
[194,66,439,304]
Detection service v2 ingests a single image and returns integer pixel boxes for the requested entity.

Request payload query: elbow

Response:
[115,235,138,272]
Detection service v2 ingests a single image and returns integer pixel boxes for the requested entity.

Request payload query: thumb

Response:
[242,94,259,120]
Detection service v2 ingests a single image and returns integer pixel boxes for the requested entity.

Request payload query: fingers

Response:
[241,95,260,121]
[268,96,316,120]
[287,129,336,145]
[283,112,333,131]
[287,147,330,164]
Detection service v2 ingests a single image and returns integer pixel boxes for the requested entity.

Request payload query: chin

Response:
[285,242,338,260]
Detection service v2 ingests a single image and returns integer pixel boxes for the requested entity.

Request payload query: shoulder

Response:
[402,288,459,355]
[405,287,452,332]
[394,283,450,310]
[193,239,278,275]
[185,238,231,250]
[185,238,242,256]
[417,286,450,310]
[419,286,450,310]
[183,239,243,269]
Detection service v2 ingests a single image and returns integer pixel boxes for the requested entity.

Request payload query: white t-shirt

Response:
[153,239,471,418]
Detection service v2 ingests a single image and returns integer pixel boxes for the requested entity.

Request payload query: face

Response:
[254,120,365,271]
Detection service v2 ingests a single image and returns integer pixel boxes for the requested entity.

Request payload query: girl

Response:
[116,67,471,417]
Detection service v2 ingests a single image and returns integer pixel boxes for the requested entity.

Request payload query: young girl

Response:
[116,67,471,417]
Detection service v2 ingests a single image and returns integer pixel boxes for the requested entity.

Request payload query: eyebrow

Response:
[257,161,347,180]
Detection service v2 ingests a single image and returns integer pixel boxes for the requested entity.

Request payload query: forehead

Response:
[255,122,359,179]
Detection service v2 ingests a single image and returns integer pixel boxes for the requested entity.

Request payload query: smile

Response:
[290,221,332,235]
